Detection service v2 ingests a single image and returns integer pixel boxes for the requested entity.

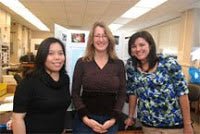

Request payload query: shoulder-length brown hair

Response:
[82,21,118,61]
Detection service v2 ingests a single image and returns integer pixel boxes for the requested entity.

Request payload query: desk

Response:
[21,62,35,68]
[21,62,35,77]
[6,68,21,75]
[6,64,21,75]
[65,130,143,134]
[118,130,143,134]
[0,93,14,103]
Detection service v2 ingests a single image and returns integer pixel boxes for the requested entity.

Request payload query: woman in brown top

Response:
[72,21,126,134]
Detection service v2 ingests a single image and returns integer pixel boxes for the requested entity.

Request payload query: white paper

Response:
[4,96,14,102]
[0,103,13,112]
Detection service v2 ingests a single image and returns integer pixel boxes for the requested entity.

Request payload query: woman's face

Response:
[131,37,150,62]
[45,42,65,73]
[93,26,109,53]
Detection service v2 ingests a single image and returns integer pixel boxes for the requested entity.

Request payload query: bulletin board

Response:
[54,24,89,81]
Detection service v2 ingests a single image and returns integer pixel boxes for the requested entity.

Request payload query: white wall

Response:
[119,18,181,61]
[147,18,181,56]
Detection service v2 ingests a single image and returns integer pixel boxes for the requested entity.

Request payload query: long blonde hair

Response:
[82,21,118,61]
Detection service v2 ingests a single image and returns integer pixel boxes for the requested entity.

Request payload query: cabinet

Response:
[0,9,11,81]
[1,44,10,68]
[0,26,10,68]
[0,32,10,82]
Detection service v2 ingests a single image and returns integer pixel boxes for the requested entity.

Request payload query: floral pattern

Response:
[126,55,188,127]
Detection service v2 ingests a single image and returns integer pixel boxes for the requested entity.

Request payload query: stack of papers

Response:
[0,103,13,112]
[4,96,14,103]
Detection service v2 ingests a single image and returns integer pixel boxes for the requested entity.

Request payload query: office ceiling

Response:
[0,0,200,33]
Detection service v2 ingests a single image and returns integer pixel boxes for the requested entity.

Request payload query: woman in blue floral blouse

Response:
[124,31,193,134]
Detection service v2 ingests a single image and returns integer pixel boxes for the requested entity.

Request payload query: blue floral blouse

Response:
[126,55,188,127]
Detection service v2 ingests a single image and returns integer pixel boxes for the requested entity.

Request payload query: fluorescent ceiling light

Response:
[0,0,49,31]
[113,17,132,25]
[109,24,123,31]
[122,7,151,19]
[121,0,168,19]
[136,0,168,8]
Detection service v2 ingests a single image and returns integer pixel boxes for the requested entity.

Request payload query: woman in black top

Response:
[72,21,126,134]
[12,37,71,134]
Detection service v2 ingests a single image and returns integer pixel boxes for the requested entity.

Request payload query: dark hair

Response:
[31,37,66,77]
[128,31,158,70]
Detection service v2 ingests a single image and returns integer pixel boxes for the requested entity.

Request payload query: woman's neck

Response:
[140,61,149,72]
[46,70,59,81]
[94,51,108,60]
[139,60,158,73]
[94,52,109,69]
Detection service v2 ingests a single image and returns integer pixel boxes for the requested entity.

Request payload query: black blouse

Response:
[13,71,71,133]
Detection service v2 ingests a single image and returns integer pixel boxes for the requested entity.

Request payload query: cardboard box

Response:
[0,83,7,97]
[7,84,17,93]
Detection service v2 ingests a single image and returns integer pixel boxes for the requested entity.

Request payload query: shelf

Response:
[0,43,10,69]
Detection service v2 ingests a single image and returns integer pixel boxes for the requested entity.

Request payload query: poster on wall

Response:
[34,44,40,50]
[69,48,85,78]
[114,35,119,45]
[54,24,89,77]
[113,35,123,59]
[71,33,85,43]
[54,24,69,46]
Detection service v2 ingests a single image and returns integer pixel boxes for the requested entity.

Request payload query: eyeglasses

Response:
[94,35,107,39]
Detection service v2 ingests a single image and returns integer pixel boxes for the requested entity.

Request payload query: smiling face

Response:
[45,42,65,73]
[131,37,150,63]
[93,26,109,53]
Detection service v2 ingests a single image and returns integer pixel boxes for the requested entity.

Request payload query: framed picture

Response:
[35,44,40,50]
[71,33,85,43]
[114,36,119,45]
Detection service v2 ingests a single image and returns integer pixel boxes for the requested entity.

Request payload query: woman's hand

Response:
[102,118,116,130]
[124,117,134,130]
[82,116,107,133]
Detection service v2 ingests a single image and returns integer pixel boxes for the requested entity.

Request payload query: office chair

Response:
[188,83,200,101]
[188,83,200,124]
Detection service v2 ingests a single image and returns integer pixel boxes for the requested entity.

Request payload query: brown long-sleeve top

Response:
[72,58,126,120]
